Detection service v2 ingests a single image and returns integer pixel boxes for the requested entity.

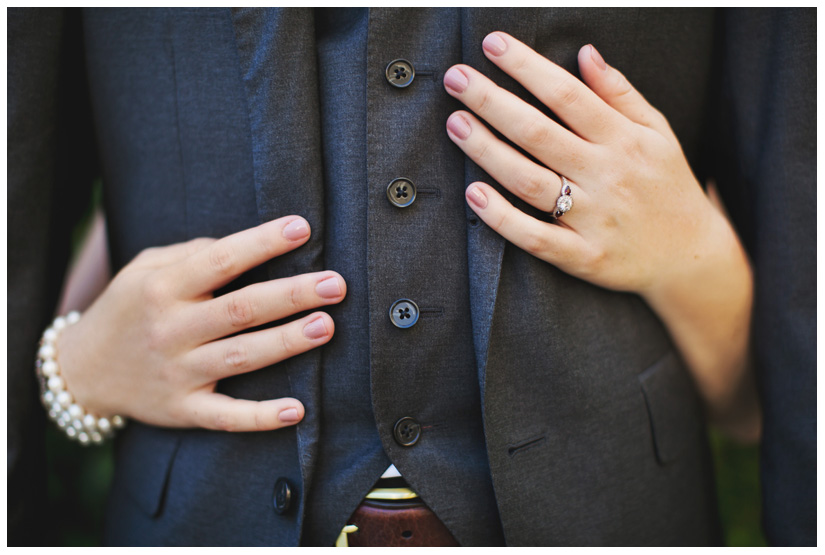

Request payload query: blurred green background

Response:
[43,187,768,546]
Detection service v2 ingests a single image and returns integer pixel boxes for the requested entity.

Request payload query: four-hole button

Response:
[385,59,415,88]
[389,299,419,329]
[387,178,417,208]
[393,417,421,447]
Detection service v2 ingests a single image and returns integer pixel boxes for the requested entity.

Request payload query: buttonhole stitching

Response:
[418,308,444,318]
[416,187,441,198]
[507,435,546,457]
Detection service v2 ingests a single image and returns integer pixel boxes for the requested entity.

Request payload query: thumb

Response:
[578,44,673,139]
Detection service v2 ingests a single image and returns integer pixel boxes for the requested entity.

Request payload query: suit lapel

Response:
[461,8,538,398]
[231,7,323,540]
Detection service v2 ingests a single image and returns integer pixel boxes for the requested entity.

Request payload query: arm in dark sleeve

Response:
[709,8,815,546]
[8,8,97,545]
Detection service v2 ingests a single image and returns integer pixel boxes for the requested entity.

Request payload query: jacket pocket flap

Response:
[639,350,703,464]
[118,423,181,517]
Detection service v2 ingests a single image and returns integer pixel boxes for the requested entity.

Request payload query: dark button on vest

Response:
[389,299,419,328]
[385,59,415,87]
[393,417,421,446]
[387,177,416,208]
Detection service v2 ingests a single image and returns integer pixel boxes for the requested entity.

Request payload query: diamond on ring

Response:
[554,176,573,219]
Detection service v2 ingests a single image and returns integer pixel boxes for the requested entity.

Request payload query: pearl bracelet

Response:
[36,311,126,445]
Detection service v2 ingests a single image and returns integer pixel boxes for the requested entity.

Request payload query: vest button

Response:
[389,299,419,329]
[393,417,421,447]
[273,478,293,515]
[386,177,416,208]
[385,59,415,88]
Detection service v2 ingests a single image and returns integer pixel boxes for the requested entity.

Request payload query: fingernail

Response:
[279,408,301,423]
[315,277,342,299]
[303,317,328,339]
[482,33,507,57]
[283,218,309,241]
[466,185,488,209]
[446,113,472,140]
[444,67,469,94]
[589,45,607,71]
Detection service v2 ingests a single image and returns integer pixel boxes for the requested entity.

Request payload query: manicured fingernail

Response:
[444,67,469,94]
[466,185,488,209]
[279,408,301,423]
[316,277,342,299]
[482,33,507,57]
[303,317,328,339]
[283,218,309,241]
[589,45,607,71]
[446,113,472,140]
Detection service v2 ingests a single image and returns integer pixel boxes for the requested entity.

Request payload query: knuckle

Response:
[224,339,251,373]
[584,245,609,275]
[285,282,303,313]
[510,52,530,74]
[133,247,158,264]
[475,87,495,114]
[226,293,256,328]
[279,327,298,355]
[186,237,214,257]
[515,170,546,202]
[610,72,634,100]
[146,321,173,355]
[469,137,491,161]
[551,76,581,108]
[253,228,279,258]
[207,244,236,277]
[520,117,551,148]
[619,134,644,159]
[142,273,171,305]
[523,229,550,256]
[213,411,237,432]
[254,410,271,431]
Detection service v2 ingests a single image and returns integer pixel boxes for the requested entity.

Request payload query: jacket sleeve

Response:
[709,8,816,546]
[8,8,97,545]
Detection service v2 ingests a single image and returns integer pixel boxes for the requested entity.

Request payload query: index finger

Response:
[169,216,311,297]
[481,32,624,143]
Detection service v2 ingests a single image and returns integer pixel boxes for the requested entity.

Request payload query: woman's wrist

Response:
[640,211,760,440]
[36,311,126,445]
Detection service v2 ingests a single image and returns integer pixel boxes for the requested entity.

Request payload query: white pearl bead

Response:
[68,404,84,419]
[66,426,77,439]
[38,344,56,360]
[48,408,59,421]
[83,414,97,431]
[41,360,59,377]
[67,311,81,324]
[97,418,112,434]
[90,432,103,444]
[71,419,84,432]
[56,390,72,408]
[47,376,64,392]
[43,328,59,342]
[111,415,125,428]
[77,432,90,445]
[56,417,68,429]
[52,316,67,330]
[42,391,55,405]
[50,402,63,415]
[61,410,72,422]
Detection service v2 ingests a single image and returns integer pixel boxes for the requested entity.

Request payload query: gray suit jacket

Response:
[8,8,815,546]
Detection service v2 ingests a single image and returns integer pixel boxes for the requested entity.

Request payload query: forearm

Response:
[643,210,760,443]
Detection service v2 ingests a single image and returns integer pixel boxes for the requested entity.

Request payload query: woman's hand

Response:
[444,33,759,442]
[56,215,345,432]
